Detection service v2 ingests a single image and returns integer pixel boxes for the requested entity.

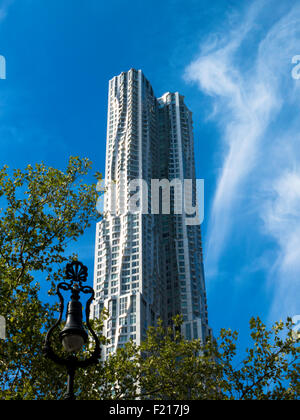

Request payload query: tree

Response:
[85,316,299,401]
[0,157,101,399]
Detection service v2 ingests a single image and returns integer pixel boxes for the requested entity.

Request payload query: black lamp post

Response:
[44,260,101,400]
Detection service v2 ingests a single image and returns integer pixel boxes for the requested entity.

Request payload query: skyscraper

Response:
[93,69,210,359]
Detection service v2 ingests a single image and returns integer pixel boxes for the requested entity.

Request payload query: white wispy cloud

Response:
[184,0,300,320]
[262,169,300,319]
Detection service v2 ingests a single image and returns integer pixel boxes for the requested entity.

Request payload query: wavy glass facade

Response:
[93,69,211,359]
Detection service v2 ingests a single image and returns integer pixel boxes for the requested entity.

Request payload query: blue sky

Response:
[1,0,300,353]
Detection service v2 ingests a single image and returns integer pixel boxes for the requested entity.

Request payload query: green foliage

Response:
[0,157,101,399]
[213,317,300,400]
[66,314,300,401]
[93,316,299,401]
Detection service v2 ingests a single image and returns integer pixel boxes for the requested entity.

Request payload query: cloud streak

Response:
[185,0,300,320]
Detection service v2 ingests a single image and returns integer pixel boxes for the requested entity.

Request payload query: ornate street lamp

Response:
[44,260,101,400]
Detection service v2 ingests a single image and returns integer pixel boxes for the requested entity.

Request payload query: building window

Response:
[119,317,127,326]
[119,297,128,315]
[131,295,136,312]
